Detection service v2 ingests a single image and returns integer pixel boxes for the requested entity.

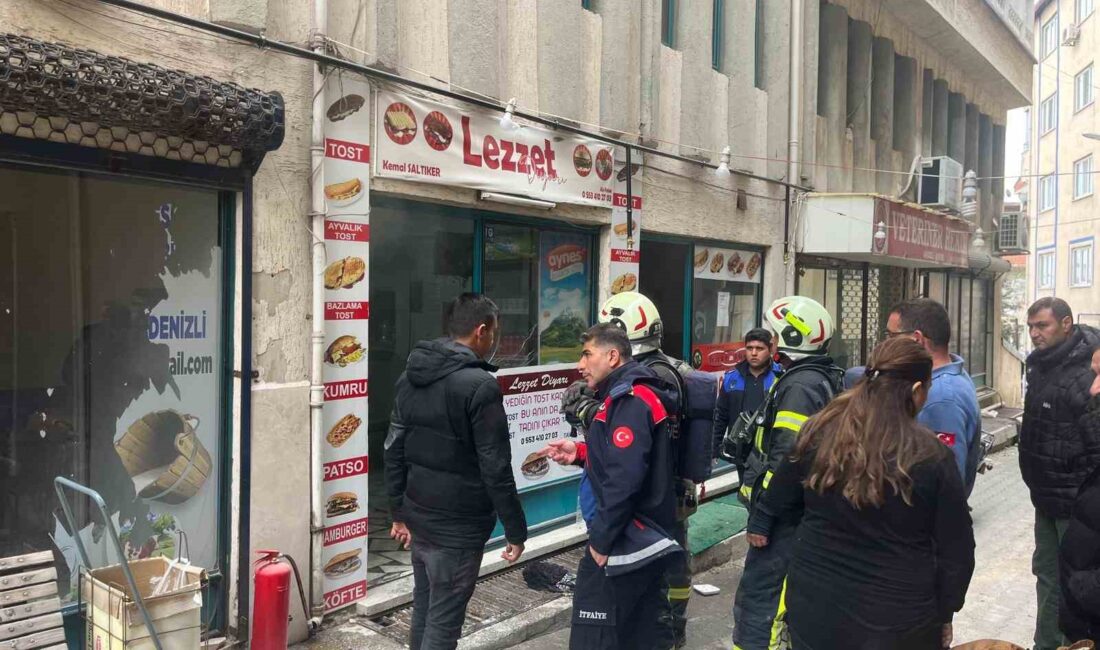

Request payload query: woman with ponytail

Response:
[760,337,975,649]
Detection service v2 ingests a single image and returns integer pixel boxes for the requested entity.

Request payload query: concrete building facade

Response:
[0,0,1030,645]
[1029,0,1100,326]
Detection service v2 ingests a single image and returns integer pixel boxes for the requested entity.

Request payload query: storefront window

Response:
[640,239,762,372]
[366,198,595,585]
[483,224,539,368]
[970,279,990,385]
[691,279,758,368]
[0,165,226,602]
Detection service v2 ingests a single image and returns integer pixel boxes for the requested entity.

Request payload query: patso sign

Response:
[375,89,614,207]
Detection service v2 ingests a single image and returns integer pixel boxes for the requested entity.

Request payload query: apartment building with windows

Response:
[1031,0,1100,324]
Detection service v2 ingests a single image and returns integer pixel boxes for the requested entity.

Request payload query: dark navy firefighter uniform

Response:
[570,361,682,650]
[733,356,841,650]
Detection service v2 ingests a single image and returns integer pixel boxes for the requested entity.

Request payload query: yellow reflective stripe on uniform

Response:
[773,410,808,433]
[740,484,753,499]
[762,470,774,489]
[754,425,765,451]
[667,587,692,601]
[767,577,789,650]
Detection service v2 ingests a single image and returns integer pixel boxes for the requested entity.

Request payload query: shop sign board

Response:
[496,364,585,491]
[691,342,747,374]
[320,72,372,612]
[872,198,970,268]
[610,162,642,295]
[374,89,615,208]
[691,246,763,284]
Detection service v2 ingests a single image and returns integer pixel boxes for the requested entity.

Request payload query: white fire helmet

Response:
[764,296,833,360]
[598,291,664,355]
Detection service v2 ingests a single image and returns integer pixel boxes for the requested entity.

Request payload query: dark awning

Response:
[0,33,284,169]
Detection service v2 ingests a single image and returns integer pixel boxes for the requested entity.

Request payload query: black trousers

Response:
[788,617,941,650]
[409,539,483,650]
[732,524,797,650]
[569,552,670,650]
[655,518,691,649]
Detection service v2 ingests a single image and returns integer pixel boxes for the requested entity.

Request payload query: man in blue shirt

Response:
[712,328,782,457]
[848,298,982,492]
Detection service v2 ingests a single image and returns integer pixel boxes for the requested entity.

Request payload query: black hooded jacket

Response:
[1022,324,1100,519]
[384,338,528,549]
[1060,397,1100,641]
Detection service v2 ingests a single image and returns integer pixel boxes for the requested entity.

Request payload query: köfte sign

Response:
[873,198,970,268]
[375,89,614,207]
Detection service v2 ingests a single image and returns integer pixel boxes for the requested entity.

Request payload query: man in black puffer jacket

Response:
[1022,297,1100,650]
[1060,346,1100,643]
[385,293,528,650]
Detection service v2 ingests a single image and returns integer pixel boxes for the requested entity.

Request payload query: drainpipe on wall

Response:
[785,0,804,294]
[308,0,328,624]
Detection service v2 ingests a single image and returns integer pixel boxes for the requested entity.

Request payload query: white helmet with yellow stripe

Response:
[764,296,833,360]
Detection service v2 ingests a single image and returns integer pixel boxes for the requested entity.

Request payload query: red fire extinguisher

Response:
[252,551,310,649]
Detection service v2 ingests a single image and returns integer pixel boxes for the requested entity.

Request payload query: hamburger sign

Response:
[375,89,614,207]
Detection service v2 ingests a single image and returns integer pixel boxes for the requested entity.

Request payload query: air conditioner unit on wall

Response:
[1064,23,1081,46]
[918,156,963,213]
[996,211,1030,253]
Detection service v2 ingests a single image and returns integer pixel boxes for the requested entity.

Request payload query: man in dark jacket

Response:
[712,327,782,457]
[1059,346,1100,642]
[545,323,681,649]
[1022,297,1100,650]
[385,293,528,650]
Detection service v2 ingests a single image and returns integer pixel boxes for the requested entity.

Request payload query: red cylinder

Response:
[252,550,292,650]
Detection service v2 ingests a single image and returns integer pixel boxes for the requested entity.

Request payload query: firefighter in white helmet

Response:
[730,296,844,650]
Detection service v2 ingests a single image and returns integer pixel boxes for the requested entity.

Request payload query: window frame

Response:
[1042,14,1060,59]
[1076,64,1095,113]
[712,0,725,71]
[661,0,677,48]
[1039,173,1058,212]
[1080,0,1095,22]
[1038,250,1057,289]
[1071,239,1095,287]
[1075,155,1095,199]
[1040,93,1058,135]
[754,0,765,89]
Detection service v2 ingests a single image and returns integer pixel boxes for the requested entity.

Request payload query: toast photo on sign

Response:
[326,413,361,447]
[324,256,366,290]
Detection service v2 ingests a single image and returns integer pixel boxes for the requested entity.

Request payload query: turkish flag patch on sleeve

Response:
[936,432,957,447]
[612,427,634,448]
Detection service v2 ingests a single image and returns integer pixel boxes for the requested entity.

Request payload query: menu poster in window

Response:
[539,233,591,365]
[321,71,371,612]
[497,364,585,490]
[610,162,642,295]
[692,246,763,284]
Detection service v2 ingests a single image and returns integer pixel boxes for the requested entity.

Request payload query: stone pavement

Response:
[515,446,1039,648]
